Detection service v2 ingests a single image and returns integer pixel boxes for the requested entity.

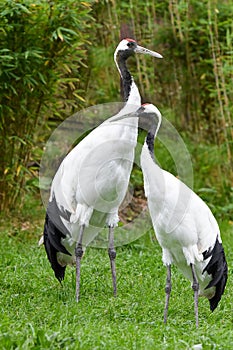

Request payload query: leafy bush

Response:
[0,0,94,211]
[0,0,232,220]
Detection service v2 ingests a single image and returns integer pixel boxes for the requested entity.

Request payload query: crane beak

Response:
[135,45,163,59]
[110,108,143,123]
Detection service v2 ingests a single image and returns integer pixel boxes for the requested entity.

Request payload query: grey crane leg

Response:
[75,224,85,302]
[164,264,171,324]
[108,226,117,297]
[191,263,199,328]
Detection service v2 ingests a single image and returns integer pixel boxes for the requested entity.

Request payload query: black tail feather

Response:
[43,196,72,282]
[203,238,228,312]
[43,213,67,282]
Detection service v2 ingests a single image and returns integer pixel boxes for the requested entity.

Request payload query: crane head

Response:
[111,103,162,136]
[138,103,162,133]
[114,38,163,62]
[141,103,162,117]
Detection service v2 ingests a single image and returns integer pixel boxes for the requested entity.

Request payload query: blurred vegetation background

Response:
[0,0,232,220]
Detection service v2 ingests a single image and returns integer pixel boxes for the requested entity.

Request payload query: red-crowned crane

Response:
[138,103,228,327]
[43,40,162,301]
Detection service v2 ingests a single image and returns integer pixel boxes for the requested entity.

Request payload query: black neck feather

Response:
[146,131,155,160]
[117,54,133,102]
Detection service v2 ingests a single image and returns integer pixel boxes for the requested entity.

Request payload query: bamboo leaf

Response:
[38,72,46,84]
[73,93,85,102]
[16,165,22,177]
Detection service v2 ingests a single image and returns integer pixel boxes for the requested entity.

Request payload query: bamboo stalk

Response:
[207,0,232,164]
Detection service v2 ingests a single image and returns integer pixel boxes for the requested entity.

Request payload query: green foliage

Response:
[0,0,232,219]
[0,0,94,211]
[88,0,233,218]
[185,139,233,220]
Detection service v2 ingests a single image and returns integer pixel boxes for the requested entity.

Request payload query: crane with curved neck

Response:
[139,104,227,327]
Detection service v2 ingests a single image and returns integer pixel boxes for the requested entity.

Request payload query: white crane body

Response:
[42,40,162,301]
[138,104,227,326]
[141,144,221,298]
[50,115,138,263]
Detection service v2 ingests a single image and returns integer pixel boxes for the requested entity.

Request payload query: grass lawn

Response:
[0,203,232,349]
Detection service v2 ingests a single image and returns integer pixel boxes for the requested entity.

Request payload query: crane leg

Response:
[164,264,171,324]
[75,224,85,302]
[190,263,199,328]
[108,226,117,297]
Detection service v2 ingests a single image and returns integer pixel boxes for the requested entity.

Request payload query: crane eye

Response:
[127,42,135,49]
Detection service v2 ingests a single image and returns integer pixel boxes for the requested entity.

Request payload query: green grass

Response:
[0,208,233,349]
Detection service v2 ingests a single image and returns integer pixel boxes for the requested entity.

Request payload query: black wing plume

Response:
[43,195,72,282]
[203,238,228,311]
